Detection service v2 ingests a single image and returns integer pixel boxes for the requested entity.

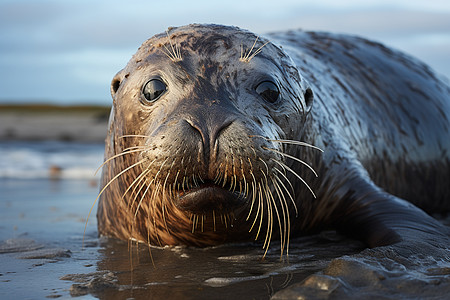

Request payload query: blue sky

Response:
[0,0,449,105]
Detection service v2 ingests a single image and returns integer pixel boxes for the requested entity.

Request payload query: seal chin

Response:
[174,181,246,214]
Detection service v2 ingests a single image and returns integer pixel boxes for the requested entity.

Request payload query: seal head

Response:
[98,24,315,249]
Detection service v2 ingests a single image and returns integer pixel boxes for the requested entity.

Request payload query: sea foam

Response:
[0,141,104,179]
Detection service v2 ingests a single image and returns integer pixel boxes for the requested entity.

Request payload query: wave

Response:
[0,141,105,180]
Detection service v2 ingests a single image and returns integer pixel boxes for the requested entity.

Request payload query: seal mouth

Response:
[174,180,247,214]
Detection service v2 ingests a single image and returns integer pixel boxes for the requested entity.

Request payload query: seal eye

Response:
[255,81,280,103]
[143,79,167,102]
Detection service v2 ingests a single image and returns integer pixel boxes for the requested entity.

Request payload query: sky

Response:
[0,0,449,105]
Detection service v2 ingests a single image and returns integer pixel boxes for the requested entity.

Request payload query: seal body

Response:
[97,24,450,251]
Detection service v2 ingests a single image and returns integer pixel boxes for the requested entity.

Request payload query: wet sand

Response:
[0,179,100,299]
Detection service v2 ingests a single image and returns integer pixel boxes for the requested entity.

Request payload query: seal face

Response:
[97,24,450,253]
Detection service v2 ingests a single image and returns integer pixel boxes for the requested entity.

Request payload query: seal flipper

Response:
[313,142,449,250]
[335,179,449,250]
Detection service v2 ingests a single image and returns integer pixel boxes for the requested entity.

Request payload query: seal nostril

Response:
[184,118,234,152]
[304,88,314,109]
[214,119,233,140]
[111,79,120,95]
[185,119,206,142]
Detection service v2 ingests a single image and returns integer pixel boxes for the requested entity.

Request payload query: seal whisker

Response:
[273,171,298,217]
[162,193,170,234]
[124,167,151,208]
[240,36,259,62]
[249,182,260,233]
[270,176,288,257]
[274,167,295,198]
[250,146,258,158]
[166,30,182,62]
[161,44,176,62]
[128,169,152,212]
[84,158,147,245]
[255,182,265,240]
[249,135,323,152]
[119,134,152,139]
[150,181,163,244]
[258,157,270,177]
[239,158,248,198]
[96,158,146,207]
[173,170,180,192]
[182,175,187,192]
[240,36,269,63]
[146,230,155,268]
[133,177,152,219]
[134,157,168,220]
[261,181,274,255]
[238,180,242,198]
[161,169,172,234]
[259,158,283,250]
[123,159,156,201]
[160,30,182,62]
[264,147,318,177]
[245,182,250,199]
[94,147,145,175]
[176,41,182,61]
[272,159,317,198]
[201,215,204,232]
[231,172,237,194]
[246,172,257,221]
[230,149,235,190]
[248,41,270,62]
[222,157,229,188]
[192,166,199,188]
[130,160,164,212]
[260,172,274,252]
[131,178,152,241]
[272,176,290,257]
[214,163,223,184]
[198,172,204,184]
[191,214,197,233]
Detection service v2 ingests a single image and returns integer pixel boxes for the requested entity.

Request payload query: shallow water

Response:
[1,142,449,299]
[0,177,366,299]
[0,141,104,179]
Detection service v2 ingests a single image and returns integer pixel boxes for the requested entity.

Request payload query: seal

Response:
[95,24,450,255]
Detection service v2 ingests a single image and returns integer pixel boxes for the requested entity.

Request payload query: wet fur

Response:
[97,24,450,255]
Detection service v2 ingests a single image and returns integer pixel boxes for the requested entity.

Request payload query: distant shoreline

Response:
[0,104,110,143]
[0,103,110,113]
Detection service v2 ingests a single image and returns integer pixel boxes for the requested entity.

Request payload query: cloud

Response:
[0,0,449,103]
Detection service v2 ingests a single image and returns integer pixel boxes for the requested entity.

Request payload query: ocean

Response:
[0,141,105,180]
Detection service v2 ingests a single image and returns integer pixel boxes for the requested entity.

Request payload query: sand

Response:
[0,104,110,142]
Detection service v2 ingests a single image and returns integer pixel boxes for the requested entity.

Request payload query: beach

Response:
[0,178,366,299]
[0,105,106,298]
[1,105,450,299]
[0,179,100,299]
[0,104,110,143]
